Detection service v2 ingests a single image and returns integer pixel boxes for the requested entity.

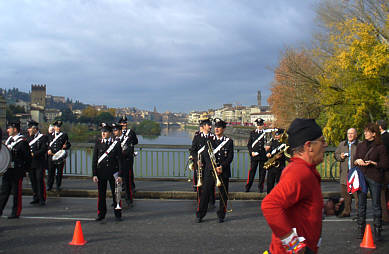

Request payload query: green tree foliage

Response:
[130,120,161,136]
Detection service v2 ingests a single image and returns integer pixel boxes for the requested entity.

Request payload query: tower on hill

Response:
[257,90,261,106]
[31,84,46,108]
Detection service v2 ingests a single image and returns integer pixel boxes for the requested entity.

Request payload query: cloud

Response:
[0,0,318,112]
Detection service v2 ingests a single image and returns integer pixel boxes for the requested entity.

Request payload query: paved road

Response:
[0,196,387,254]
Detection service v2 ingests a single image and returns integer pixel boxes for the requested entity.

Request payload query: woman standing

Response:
[355,123,389,241]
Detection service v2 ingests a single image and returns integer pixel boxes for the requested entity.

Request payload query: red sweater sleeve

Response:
[261,163,311,238]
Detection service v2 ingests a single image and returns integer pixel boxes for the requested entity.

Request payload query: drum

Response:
[52,149,67,164]
[0,144,11,174]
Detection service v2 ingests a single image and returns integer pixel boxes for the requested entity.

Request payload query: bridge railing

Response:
[64,144,339,180]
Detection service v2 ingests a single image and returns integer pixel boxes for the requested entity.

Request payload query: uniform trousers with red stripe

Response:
[196,170,229,220]
[122,158,134,203]
[47,159,65,190]
[0,172,23,217]
[245,159,266,192]
[30,167,46,202]
[97,176,121,218]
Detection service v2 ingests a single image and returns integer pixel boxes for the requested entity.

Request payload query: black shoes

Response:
[115,217,122,222]
[30,200,39,204]
[218,218,224,223]
[196,217,202,223]
[8,215,19,219]
[374,226,382,242]
[95,216,105,221]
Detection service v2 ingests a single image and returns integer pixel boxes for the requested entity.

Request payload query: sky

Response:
[0,0,319,113]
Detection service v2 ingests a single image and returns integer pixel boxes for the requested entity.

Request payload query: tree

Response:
[268,49,322,128]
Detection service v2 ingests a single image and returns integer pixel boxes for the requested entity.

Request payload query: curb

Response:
[22,188,341,200]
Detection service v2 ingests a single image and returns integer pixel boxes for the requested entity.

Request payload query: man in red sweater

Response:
[261,119,327,254]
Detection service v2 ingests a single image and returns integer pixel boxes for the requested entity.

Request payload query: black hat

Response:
[111,122,122,131]
[254,118,265,126]
[199,118,212,126]
[287,119,323,149]
[214,118,227,128]
[100,122,112,132]
[7,121,20,129]
[53,120,63,127]
[275,128,284,135]
[118,116,127,124]
[27,120,39,129]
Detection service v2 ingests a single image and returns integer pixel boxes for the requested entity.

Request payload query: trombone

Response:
[206,140,232,213]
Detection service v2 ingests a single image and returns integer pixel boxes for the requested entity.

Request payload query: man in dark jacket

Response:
[0,121,31,218]
[196,118,233,223]
[377,119,389,223]
[47,120,71,191]
[93,123,123,221]
[245,118,267,192]
[27,120,48,206]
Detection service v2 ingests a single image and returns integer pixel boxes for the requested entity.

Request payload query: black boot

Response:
[374,226,382,242]
[357,224,365,239]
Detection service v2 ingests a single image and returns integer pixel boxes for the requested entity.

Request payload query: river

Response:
[139,126,249,147]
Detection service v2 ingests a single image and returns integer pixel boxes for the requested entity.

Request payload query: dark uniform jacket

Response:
[48,131,71,155]
[247,129,266,161]
[190,132,214,160]
[27,132,48,169]
[211,136,234,178]
[267,138,287,169]
[120,129,138,160]
[5,134,32,179]
[92,138,123,179]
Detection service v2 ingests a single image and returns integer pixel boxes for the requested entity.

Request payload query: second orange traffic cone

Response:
[360,224,376,249]
[69,221,87,246]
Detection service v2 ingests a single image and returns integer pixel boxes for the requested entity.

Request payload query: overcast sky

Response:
[0,0,318,113]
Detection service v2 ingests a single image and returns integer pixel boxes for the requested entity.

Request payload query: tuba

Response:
[0,144,11,174]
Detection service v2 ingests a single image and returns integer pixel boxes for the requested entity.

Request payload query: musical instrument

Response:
[115,177,122,210]
[195,154,203,187]
[206,140,232,213]
[52,149,67,164]
[188,155,195,171]
[206,140,222,188]
[0,144,11,174]
[264,131,291,170]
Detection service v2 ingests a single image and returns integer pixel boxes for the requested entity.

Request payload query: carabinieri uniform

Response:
[93,124,123,221]
[245,118,267,193]
[0,121,31,218]
[47,120,71,191]
[118,117,138,204]
[27,120,49,205]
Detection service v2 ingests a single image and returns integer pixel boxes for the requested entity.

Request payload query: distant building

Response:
[45,108,62,123]
[257,90,261,106]
[52,96,66,103]
[31,84,46,108]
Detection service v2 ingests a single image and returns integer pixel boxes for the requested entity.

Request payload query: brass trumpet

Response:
[115,177,122,210]
[195,154,203,187]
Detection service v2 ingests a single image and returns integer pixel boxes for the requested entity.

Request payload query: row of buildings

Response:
[188,90,274,126]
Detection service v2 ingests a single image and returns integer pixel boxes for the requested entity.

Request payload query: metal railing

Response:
[64,144,339,180]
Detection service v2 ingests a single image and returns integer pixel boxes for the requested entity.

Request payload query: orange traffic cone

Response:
[360,224,376,249]
[69,221,87,246]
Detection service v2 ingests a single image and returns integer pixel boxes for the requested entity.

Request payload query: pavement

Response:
[0,196,388,254]
[21,177,342,199]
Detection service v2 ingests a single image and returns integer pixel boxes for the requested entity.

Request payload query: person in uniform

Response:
[118,116,138,195]
[189,123,204,191]
[246,118,267,193]
[27,120,48,205]
[92,123,123,221]
[47,120,71,192]
[265,128,288,194]
[196,118,233,223]
[262,118,326,254]
[112,122,133,206]
[190,119,216,205]
[0,121,31,218]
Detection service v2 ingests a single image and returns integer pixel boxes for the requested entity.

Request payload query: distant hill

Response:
[0,88,30,103]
